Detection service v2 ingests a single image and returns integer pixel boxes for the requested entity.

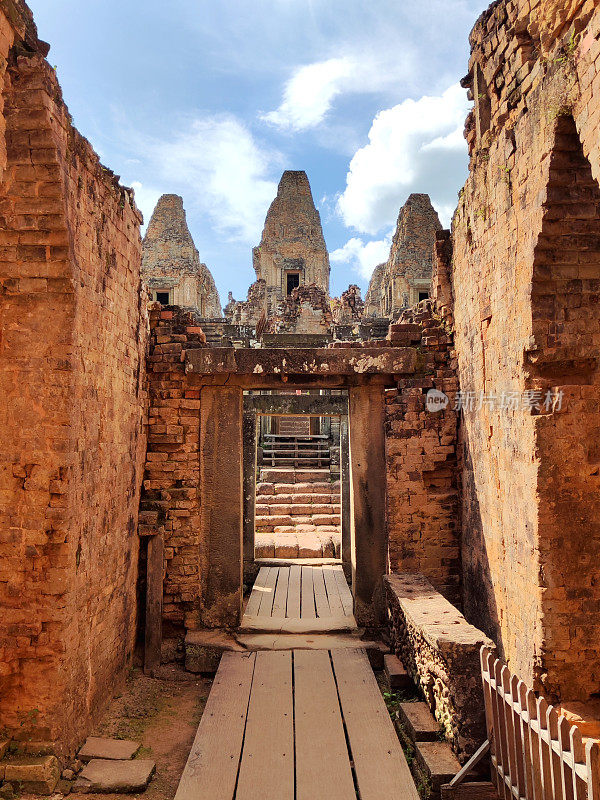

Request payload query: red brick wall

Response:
[0,6,146,752]
[452,0,600,699]
[385,308,460,604]
[140,307,206,637]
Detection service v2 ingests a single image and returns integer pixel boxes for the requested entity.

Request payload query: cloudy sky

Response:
[28,0,488,302]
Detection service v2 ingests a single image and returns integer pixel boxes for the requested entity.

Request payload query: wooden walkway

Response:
[240,564,356,633]
[174,647,420,800]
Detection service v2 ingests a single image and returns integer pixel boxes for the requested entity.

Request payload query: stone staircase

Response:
[254,468,341,559]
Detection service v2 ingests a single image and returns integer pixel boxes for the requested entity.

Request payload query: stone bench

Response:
[384,573,495,762]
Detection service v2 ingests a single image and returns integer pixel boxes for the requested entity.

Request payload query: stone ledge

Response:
[384,573,495,762]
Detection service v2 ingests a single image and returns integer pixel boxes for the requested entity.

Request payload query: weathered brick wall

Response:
[385,304,461,604]
[139,306,206,640]
[0,2,146,753]
[384,573,495,761]
[452,0,600,700]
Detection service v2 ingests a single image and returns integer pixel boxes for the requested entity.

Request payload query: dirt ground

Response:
[68,664,212,800]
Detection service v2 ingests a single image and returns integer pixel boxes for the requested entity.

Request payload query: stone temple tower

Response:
[142,194,222,317]
[252,170,330,317]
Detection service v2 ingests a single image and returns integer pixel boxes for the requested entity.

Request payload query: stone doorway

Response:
[243,391,351,571]
[188,344,412,629]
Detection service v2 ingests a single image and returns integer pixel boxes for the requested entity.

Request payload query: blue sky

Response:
[28,0,488,304]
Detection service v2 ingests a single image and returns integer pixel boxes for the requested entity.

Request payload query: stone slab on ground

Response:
[4,755,60,795]
[414,741,461,794]
[398,701,441,742]
[441,782,499,800]
[384,653,413,691]
[78,737,140,763]
[73,758,156,793]
[185,628,245,673]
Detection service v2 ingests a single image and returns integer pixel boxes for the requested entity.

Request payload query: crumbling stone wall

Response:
[0,0,146,753]
[451,0,600,700]
[385,302,460,603]
[384,573,495,761]
[331,284,364,325]
[264,283,333,335]
[364,263,385,317]
[139,306,207,641]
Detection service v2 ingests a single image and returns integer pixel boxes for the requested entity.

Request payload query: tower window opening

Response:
[286,272,300,295]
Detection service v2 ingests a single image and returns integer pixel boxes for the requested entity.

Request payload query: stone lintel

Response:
[243,394,348,416]
[185,346,417,377]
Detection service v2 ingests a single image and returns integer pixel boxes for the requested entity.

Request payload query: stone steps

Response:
[255,504,340,516]
[387,684,462,800]
[255,531,340,559]
[257,481,340,495]
[259,468,333,484]
[255,517,340,531]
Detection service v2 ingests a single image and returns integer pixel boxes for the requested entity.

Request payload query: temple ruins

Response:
[2,0,600,798]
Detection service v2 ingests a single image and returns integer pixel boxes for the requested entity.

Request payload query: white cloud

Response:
[130,181,162,230]
[330,232,392,281]
[131,115,280,244]
[262,58,354,130]
[337,83,470,234]
[261,51,414,132]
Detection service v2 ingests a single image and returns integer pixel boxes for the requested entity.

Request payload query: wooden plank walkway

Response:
[240,565,356,633]
[175,648,420,800]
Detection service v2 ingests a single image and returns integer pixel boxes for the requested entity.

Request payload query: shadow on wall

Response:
[459,420,502,658]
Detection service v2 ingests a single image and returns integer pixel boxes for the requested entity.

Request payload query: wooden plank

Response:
[585,741,600,800]
[493,660,512,800]
[333,565,354,615]
[331,648,420,800]
[323,566,345,616]
[245,567,270,617]
[144,534,164,675]
[525,689,544,800]
[287,565,301,618]
[537,697,553,800]
[271,567,289,619]
[239,615,356,634]
[313,567,330,618]
[294,650,356,800]
[558,716,575,800]
[517,682,535,800]
[547,706,564,800]
[570,727,586,800]
[301,566,316,619]
[236,650,294,800]
[257,566,278,617]
[174,652,255,800]
[449,741,490,788]
[506,668,531,797]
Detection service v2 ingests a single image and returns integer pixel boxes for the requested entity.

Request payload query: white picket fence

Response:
[481,646,600,800]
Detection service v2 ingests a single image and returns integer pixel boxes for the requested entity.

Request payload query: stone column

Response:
[199,386,244,627]
[242,409,258,585]
[340,415,351,580]
[144,534,164,675]
[348,385,387,627]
